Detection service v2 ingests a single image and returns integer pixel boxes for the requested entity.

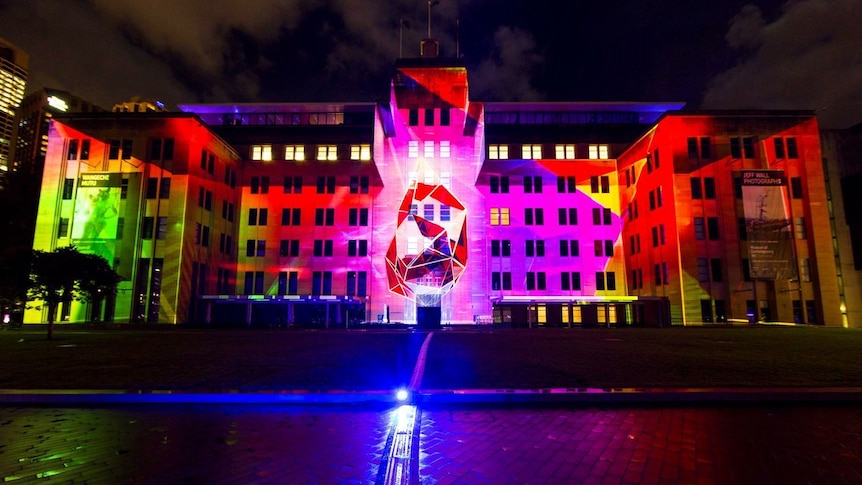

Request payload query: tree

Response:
[28,247,120,340]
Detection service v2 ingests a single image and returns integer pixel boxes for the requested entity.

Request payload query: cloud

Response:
[704,0,862,128]
[470,26,544,101]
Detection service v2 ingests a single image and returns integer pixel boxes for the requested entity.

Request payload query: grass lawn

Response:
[1,326,861,390]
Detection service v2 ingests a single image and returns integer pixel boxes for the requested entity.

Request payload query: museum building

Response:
[26,48,851,327]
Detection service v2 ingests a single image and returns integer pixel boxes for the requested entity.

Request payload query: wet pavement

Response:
[2,403,862,484]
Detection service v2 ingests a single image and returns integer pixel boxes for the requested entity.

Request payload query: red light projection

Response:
[386,182,468,306]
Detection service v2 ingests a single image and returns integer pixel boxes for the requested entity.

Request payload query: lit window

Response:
[555,144,575,159]
[489,144,509,160]
[424,141,434,158]
[251,145,272,161]
[589,144,609,159]
[440,141,450,158]
[440,172,451,188]
[317,145,337,161]
[407,172,418,185]
[285,145,305,161]
[407,237,418,254]
[408,141,419,158]
[350,144,371,161]
[490,208,510,226]
[522,144,542,159]
[424,172,435,185]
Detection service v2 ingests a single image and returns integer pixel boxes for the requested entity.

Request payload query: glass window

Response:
[285,145,305,161]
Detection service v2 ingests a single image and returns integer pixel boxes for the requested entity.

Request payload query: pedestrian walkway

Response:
[3,328,862,483]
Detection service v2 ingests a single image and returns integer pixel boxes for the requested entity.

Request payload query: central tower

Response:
[372,48,486,327]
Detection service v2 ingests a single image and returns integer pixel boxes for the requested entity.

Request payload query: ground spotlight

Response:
[395,388,410,402]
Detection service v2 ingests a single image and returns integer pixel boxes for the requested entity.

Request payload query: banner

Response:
[741,170,797,281]
[72,173,122,263]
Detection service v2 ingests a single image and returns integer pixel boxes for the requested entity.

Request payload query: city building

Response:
[0,37,28,172]
[25,49,856,327]
[13,88,103,178]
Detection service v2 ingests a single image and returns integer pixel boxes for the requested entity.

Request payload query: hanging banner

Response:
[741,170,797,281]
[71,173,122,263]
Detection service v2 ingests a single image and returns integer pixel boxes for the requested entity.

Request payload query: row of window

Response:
[491,271,617,291]
[250,144,372,162]
[488,144,610,160]
[489,207,615,227]
[242,270,368,297]
[489,175,610,194]
[407,108,451,127]
[688,136,799,160]
[249,175,370,195]
[245,239,371,258]
[490,239,615,258]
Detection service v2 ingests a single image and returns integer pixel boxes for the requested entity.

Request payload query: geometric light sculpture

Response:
[385,182,468,307]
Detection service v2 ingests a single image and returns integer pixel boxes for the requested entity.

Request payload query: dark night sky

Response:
[1,0,860,128]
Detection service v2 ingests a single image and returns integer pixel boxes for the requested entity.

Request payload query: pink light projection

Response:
[386,182,468,306]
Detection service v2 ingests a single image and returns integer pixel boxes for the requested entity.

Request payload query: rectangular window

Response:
[283,176,302,193]
[251,145,272,161]
[490,208,510,226]
[143,217,155,239]
[786,137,798,158]
[491,272,513,291]
[157,217,168,240]
[408,108,419,126]
[588,144,609,159]
[601,176,610,193]
[730,137,742,159]
[489,144,509,160]
[687,137,698,158]
[521,144,542,159]
[350,144,371,161]
[57,217,69,238]
[147,178,159,199]
[285,145,305,161]
[710,258,723,282]
[794,217,807,239]
[523,176,542,193]
[743,137,755,158]
[700,137,711,158]
[423,141,435,158]
[694,217,705,240]
[691,177,702,199]
[62,178,74,200]
[424,108,435,126]
[439,140,451,158]
[800,258,811,282]
[408,141,419,158]
[697,258,709,282]
[316,176,335,194]
[791,177,803,199]
[774,138,786,159]
[158,178,171,199]
[67,139,79,160]
[555,144,575,159]
[317,145,337,161]
[707,217,720,240]
[704,177,716,199]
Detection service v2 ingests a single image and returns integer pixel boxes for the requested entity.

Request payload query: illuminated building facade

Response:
[13,88,103,177]
[619,112,846,326]
[25,55,855,327]
[0,37,28,172]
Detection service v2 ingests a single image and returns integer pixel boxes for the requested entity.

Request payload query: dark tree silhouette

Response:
[28,247,120,339]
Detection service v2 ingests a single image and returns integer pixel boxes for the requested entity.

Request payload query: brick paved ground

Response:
[0,404,391,484]
[2,404,862,484]
[419,405,862,485]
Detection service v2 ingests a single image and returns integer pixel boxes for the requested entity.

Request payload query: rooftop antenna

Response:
[427,0,440,38]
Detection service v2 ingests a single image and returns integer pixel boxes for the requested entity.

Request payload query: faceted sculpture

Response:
[386,182,468,309]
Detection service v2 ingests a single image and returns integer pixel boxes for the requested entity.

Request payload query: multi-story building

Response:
[0,37,28,172]
[25,50,855,327]
[619,112,845,326]
[13,88,103,178]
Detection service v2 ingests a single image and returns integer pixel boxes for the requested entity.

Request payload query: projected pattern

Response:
[386,182,468,306]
